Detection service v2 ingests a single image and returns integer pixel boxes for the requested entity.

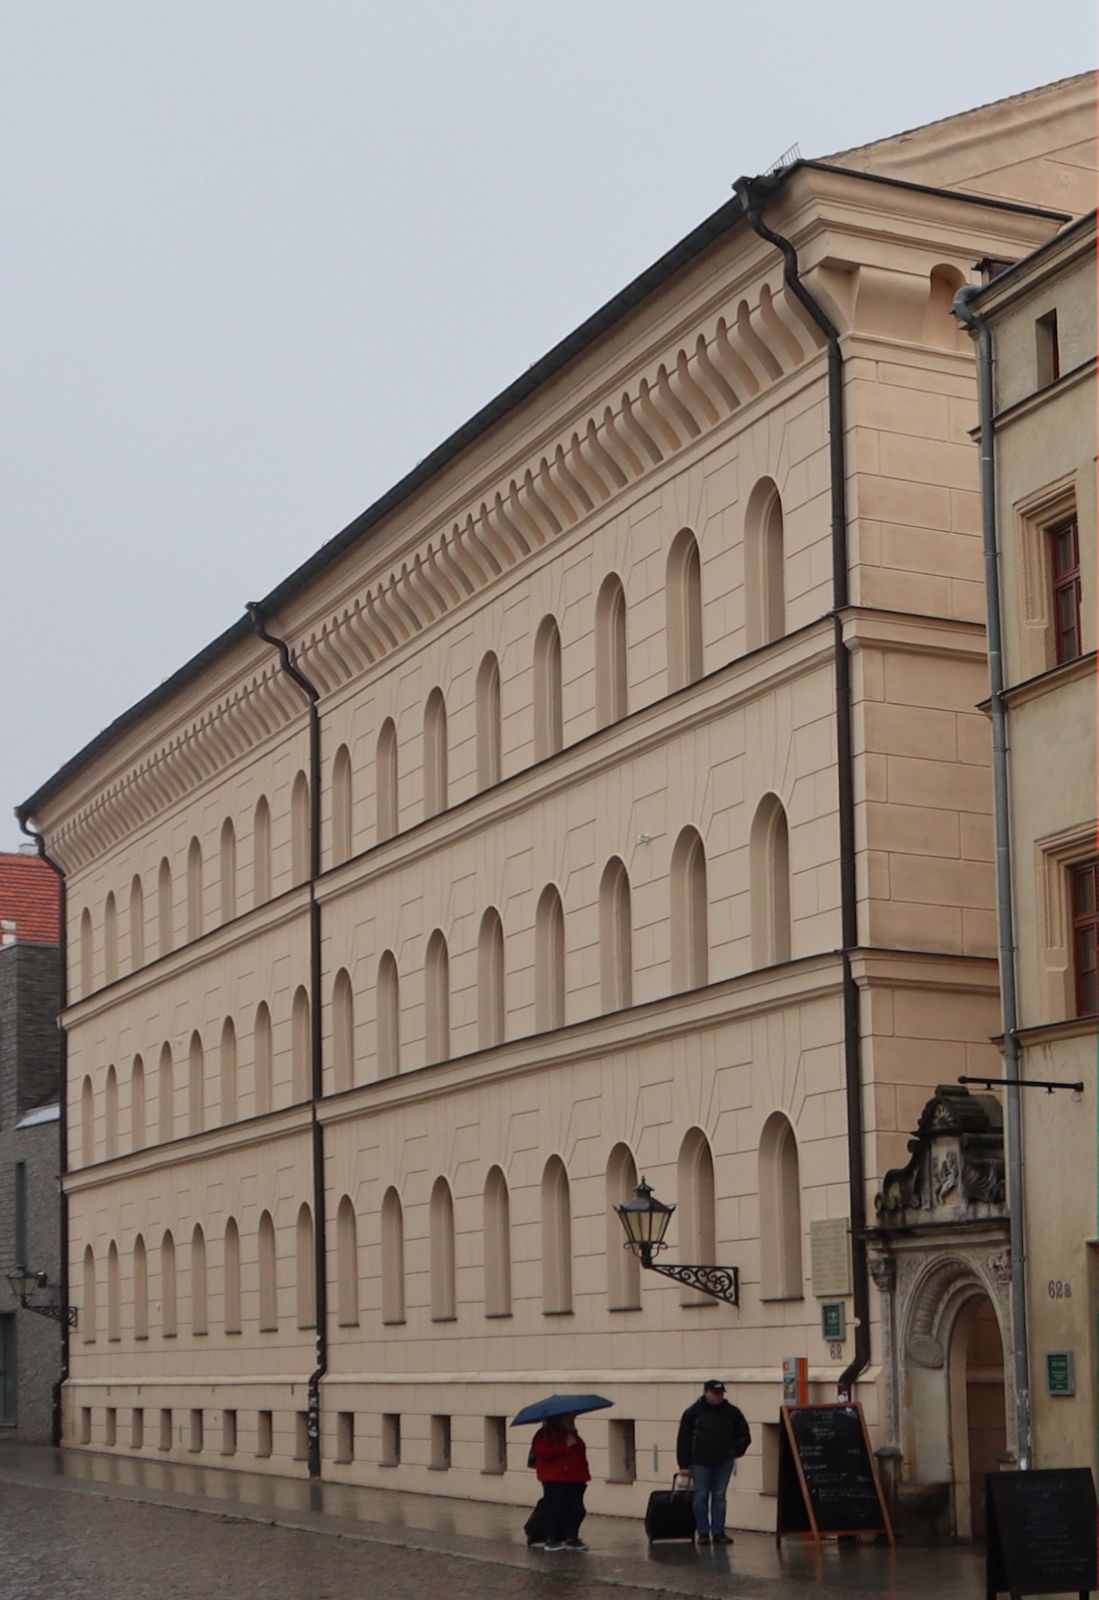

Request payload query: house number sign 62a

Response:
[1047,1280,1073,1299]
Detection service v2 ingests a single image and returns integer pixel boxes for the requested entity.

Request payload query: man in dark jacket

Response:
[676,1380,751,1544]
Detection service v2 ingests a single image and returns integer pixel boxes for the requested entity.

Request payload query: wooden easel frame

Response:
[775,1401,895,1549]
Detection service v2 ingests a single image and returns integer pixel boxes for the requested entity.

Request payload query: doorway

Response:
[0,1314,16,1427]
[949,1292,1006,1538]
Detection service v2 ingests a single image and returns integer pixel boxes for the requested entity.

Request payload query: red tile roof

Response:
[0,852,61,944]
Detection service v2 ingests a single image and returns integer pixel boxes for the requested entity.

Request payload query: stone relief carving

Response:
[875,1086,1006,1225]
[987,1247,1012,1285]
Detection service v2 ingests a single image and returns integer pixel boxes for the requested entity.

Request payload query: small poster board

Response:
[985,1467,1097,1599]
[775,1402,894,1548]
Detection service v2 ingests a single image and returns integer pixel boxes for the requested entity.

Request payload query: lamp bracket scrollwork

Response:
[644,1260,740,1306]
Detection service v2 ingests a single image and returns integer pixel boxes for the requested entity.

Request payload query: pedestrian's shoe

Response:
[564,1539,589,1551]
[710,1532,733,1545]
[542,1542,565,1552]
[696,1534,711,1545]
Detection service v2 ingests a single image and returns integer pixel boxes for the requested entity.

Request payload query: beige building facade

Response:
[965,210,1097,1483]
[18,75,1095,1535]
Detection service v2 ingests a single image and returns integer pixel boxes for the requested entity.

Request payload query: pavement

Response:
[0,1443,1009,1599]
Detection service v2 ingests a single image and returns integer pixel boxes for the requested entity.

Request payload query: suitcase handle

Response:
[672,1471,693,1490]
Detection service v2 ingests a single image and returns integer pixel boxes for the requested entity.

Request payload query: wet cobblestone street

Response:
[0,1446,1002,1599]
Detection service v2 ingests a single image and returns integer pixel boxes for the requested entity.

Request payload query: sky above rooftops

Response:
[3,1,1094,847]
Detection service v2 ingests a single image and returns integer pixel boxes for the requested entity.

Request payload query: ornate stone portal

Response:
[869,1087,1012,1537]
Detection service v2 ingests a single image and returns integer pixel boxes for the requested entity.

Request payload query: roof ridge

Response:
[821,70,1095,163]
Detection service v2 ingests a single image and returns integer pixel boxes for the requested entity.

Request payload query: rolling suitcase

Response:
[645,1473,696,1542]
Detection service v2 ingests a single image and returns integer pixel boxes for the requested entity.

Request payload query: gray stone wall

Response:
[0,942,63,1442]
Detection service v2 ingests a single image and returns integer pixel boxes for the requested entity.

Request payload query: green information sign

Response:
[1046,1350,1075,1396]
[821,1302,846,1341]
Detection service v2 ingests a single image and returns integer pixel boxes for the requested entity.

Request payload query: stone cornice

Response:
[43,268,831,879]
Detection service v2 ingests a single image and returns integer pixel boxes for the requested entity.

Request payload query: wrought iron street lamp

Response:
[5,1267,77,1327]
[614,1178,739,1306]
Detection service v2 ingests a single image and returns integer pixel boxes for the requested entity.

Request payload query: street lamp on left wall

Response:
[5,1268,77,1327]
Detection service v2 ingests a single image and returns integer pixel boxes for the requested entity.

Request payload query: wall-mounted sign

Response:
[1046,1351,1076,1397]
[821,1302,846,1342]
[810,1218,851,1297]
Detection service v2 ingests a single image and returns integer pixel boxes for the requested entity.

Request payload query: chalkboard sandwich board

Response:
[775,1401,894,1549]
[985,1466,1097,1599]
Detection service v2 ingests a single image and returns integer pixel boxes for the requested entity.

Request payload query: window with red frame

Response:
[1071,859,1099,1015]
[1049,515,1082,664]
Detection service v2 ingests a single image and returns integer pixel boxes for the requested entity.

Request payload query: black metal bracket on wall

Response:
[958,1074,1085,1095]
[641,1261,740,1307]
[17,1297,78,1329]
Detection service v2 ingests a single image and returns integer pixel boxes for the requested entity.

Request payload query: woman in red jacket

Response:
[531,1414,590,1551]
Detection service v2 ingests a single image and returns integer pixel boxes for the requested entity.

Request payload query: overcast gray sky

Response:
[4,2,1094,847]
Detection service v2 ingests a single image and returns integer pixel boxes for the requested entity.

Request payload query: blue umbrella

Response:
[511,1393,614,1426]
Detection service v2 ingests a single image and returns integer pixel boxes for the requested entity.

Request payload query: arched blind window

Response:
[295,1204,316,1329]
[157,857,173,957]
[253,796,272,906]
[606,1143,641,1310]
[161,1231,177,1338]
[336,1196,359,1327]
[157,1043,173,1143]
[332,744,353,865]
[130,1055,146,1152]
[477,908,505,1048]
[258,1210,278,1331]
[425,931,450,1065]
[186,837,203,941]
[291,986,311,1101]
[377,951,400,1077]
[533,615,563,760]
[483,1166,512,1318]
[666,528,703,690]
[599,857,632,1011]
[82,1245,96,1343]
[220,818,237,923]
[423,689,448,819]
[79,909,93,996]
[224,1218,241,1335]
[750,794,791,967]
[332,968,355,1092]
[759,1112,804,1299]
[187,1030,204,1135]
[80,1077,94,1165]
[107,1242,121,1341]
[476,652,502,790]
[254,1002,273,1114]
[291,770,310,885]
[129,874,145,969]
[745,478,785,649]
[677,1128,716,1306]
[381,1188,405,1324]
[430,1177,457,1321]
[191,1225,208,1336]
[220,1017,237,1125]
[104,1066,118,1159]
[133,1234,148,1339]
[541,1155,572,1315]
[376,718,399,843]
[670,826,709,990]
[595,573,628,727]
[104,893,118,984]
[534,884,565,1031]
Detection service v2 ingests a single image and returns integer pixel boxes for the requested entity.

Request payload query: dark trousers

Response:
[541,1480,586,1543]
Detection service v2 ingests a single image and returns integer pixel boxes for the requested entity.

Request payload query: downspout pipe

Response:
[951,287,1031,1468]
[734,174,871,1401]
[15,815,68,1446]
[246,601,328,1480]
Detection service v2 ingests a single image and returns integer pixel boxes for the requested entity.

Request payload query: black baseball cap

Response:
[703,1380,726,1393]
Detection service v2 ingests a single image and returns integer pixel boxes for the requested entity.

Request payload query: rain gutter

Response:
[951,286,1031,1466]
[246,602,328,1480]
[733,173,871,1401]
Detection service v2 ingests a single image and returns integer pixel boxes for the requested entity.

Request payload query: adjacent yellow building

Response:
[17,73,1095,1535]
